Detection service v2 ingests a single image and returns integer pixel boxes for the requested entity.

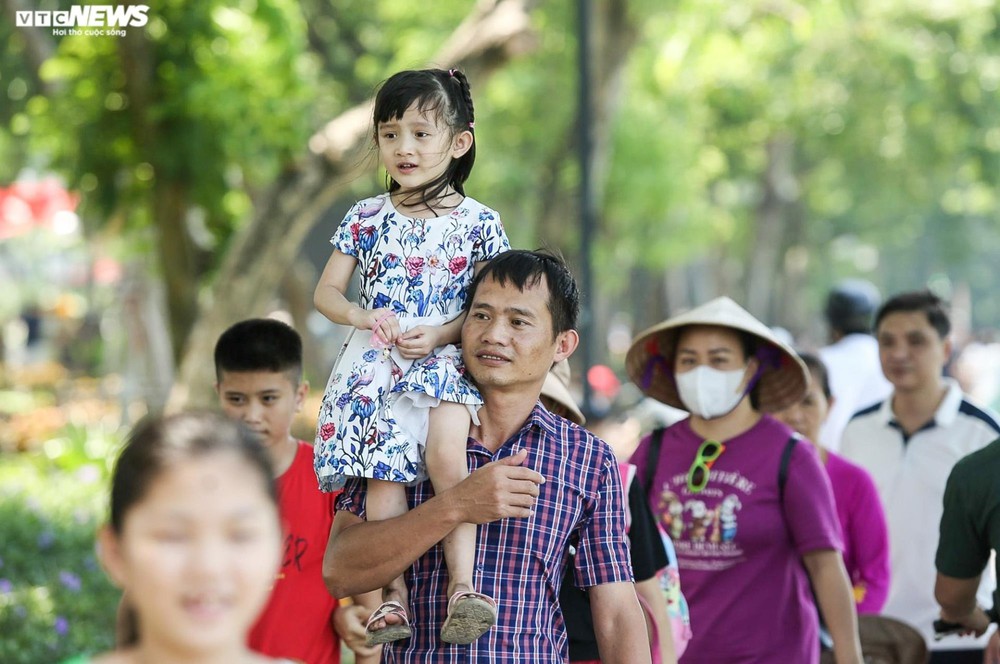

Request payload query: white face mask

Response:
[675,365,749,419]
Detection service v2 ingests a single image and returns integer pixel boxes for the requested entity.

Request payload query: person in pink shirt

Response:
[775,352,891,614]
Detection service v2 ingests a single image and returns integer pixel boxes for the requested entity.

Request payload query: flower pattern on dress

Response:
[314,194,509,491]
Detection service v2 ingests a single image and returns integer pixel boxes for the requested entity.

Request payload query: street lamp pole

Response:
[576,0,596,417]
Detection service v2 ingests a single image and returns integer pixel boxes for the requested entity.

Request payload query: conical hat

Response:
[625,296,808,413]
[540,360,586,425]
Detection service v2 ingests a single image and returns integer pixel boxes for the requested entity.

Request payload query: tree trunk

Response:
[280,261,325,386]
[168,0,537,411]
[745,134,798,319]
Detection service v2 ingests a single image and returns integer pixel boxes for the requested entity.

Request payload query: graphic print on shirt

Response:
[658,471,752,571]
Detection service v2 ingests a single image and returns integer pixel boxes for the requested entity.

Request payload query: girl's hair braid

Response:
[448,68,476,130]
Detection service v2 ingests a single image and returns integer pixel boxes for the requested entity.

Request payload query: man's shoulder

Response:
[537,408,609,449]
[839,401,891,457]
[845,400,885,427]
[956,398,1000,436]
[953,437,1000,476]
[532,408,615,471]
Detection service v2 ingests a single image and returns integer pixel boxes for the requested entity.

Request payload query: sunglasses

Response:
[687,439,726,493]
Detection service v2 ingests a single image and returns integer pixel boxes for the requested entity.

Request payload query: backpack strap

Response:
[777,433,801,505]
[641,427,666,500]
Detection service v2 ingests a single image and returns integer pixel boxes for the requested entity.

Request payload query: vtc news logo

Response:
[15,5,149,28]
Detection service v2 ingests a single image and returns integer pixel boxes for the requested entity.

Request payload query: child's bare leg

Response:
[424,402,475,598]
[365,478,410,637]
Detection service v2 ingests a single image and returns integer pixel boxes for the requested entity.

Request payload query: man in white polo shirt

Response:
[841,290,1000,664]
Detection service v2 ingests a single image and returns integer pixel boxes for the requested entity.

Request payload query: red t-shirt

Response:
[249,442,341,663]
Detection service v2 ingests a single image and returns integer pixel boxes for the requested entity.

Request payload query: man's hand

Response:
[333,603,381,660]
[450,448,544,523]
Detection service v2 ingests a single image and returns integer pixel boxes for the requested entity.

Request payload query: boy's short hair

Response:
[874,290,950,339]
[466,249,580,337]
[214,318,303,383]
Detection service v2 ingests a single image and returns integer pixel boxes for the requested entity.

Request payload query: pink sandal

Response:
[365,600,412,646]
[440,591,497,644]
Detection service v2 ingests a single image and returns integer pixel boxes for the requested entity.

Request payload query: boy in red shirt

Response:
[215,318,380,663]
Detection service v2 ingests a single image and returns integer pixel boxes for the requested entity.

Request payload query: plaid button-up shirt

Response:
[338,404,633,663]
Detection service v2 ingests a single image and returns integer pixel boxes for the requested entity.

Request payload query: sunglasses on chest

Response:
[687,439,726,493]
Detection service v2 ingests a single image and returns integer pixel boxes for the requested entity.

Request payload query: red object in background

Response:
[0,179,80,240]
[588,364,621,400]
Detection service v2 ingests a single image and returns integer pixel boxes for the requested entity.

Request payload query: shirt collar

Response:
[531,401,562,437]
[469,403,559,457]
[881,377,963,429]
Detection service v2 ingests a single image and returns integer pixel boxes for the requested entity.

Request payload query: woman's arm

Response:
[635,576,678,664]
[803,549,863,664]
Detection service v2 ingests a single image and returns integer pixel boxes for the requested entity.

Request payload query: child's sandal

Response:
[365,600,412,646]
[440,590,497,645]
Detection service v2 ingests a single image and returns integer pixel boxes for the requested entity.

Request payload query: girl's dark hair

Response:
[797,351,832,400]
[373,68,476,210]
[109,411,277,534]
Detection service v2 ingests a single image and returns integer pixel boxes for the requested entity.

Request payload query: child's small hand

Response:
[353,307,400,346]
[397,325,440,359]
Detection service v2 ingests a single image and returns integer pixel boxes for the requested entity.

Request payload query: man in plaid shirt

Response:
[324,250,651,663]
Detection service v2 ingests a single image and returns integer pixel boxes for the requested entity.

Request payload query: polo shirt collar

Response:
[882,377,963,430]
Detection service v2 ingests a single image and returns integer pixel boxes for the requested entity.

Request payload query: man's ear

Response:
[97,525,126,588]
[553,329,580,364]
[451,130,473,159]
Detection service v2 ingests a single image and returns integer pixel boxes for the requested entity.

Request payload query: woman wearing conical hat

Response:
[626,297,863,664]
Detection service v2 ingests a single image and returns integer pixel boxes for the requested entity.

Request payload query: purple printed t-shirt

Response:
[631,415,842,664]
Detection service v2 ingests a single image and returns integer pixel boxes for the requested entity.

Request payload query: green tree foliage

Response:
[601,0,1000,334]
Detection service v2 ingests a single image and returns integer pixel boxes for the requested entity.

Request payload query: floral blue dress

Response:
[314,194,509,492]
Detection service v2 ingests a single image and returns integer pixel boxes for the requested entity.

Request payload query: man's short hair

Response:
[874,290,950,339]
[466,250,580,336]
[214,318,303,383]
